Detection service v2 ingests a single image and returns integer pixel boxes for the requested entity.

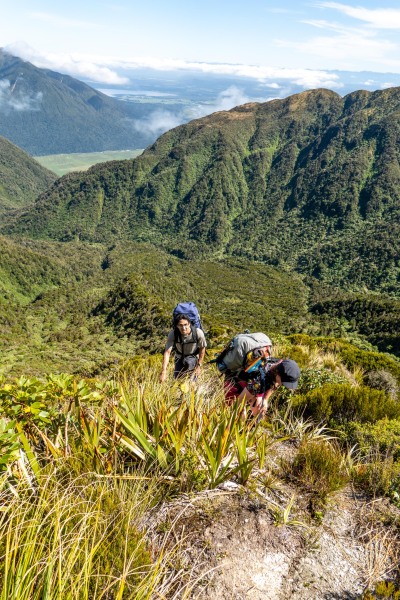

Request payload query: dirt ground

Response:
[151,484,400,599]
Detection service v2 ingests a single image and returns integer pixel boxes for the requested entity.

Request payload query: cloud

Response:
[5,43,129,85]
[287,34,393,69]
[316,2,400,29]
[131,110,182,137]
[282,9,398,71]
[261,82,282,89]
[130,86,270,137]
[212,86,252,111]
[0,79,43,112]
[4,43,342,89]
[108,56,342,88]
[186,86,253,120]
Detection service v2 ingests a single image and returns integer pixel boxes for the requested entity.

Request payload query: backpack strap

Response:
[173,324,199,356]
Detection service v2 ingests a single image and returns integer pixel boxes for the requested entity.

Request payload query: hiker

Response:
[224,358,301,418]
[160,314,207,382]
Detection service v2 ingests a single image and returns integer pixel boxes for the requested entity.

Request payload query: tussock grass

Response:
[1,353,400,595]
[0,465,188,599]
[290,438,350,500]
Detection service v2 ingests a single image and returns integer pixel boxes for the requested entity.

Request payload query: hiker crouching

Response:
[160,315,207,382]
[224,359,301,418]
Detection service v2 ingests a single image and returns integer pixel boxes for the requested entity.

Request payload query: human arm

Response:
[160,346,173,382]
[194,346,206,376]
[238,385,277,417]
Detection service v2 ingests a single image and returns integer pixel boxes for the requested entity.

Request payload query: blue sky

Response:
[2,1,400,86]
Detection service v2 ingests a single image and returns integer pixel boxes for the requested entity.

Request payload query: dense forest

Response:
[4,87,400,296]
[0,135,55,213]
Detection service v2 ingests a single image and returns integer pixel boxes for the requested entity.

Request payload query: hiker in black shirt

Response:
[224,359,301,418]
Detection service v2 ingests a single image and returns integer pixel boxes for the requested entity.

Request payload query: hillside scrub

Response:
[0,239,311,377]
[6,87,400,295]
[1,350,400,596]
[0,135,55,213]
[0,235,399,382]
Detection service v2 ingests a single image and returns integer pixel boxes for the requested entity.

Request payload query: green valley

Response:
[34,149,143,177]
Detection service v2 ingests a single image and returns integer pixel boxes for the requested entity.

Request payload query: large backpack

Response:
[172,302,203,330]
[213,332,272,374]
[172,302,203,356]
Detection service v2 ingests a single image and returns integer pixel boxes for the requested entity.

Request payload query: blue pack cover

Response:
[173,302,202,330]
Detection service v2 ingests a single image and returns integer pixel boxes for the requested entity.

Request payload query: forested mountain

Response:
[6,86,400,293]
[0,238,310,376]
[2,75,400,597]
[0,49,160,154]
[0,135,55,213]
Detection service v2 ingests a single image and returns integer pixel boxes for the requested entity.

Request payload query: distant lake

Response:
[98,88,177,98]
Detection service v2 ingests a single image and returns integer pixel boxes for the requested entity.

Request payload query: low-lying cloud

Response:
[5,43,129,85]
[5,43,342,89]
[187,86,254,120]
[0,79,43,112]
[131,110,182,137]
[130,87,259,138]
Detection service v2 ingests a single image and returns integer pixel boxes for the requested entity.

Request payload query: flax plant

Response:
[235,412,259,484]
[268,494,309,529]
[199,400,244,488]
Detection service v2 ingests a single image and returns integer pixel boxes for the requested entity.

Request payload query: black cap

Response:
[278,359,301,390]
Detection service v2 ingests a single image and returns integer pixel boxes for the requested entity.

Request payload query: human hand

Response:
[250,397,265,417]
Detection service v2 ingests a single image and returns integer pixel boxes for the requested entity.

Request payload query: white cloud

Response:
[317,2,400,29]
[0,79,43,112]
[131,110,181,137]
[114,57,341,86]
[5,43,129,84]
[186,86,254,120]
[213,86,252,111]
[261,83,282,89]
[4,43,342,89]
[283,11,398,71]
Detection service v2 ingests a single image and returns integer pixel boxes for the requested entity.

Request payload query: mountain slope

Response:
[0,135,56,213]
[4,87,400,292]
[0,49,158,154]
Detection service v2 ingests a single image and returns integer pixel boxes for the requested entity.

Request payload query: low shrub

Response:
[291,438,349,500]
[345,418,400,461]
[292,383,400,426]
[296,367,347,394]
[352,450,400,499]
[362,580,400,599]
[365,370,399,398]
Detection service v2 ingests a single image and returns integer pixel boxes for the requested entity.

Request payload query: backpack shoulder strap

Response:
[173,327,182,350]
[173,324,198,355]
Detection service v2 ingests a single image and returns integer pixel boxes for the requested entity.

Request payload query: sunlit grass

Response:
[1,352,399,597]
[0,464,184,600]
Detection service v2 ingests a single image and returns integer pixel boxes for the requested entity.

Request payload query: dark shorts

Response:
[174,355,198,379]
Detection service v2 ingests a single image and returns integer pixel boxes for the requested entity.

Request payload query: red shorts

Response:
[223,379,247,405]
